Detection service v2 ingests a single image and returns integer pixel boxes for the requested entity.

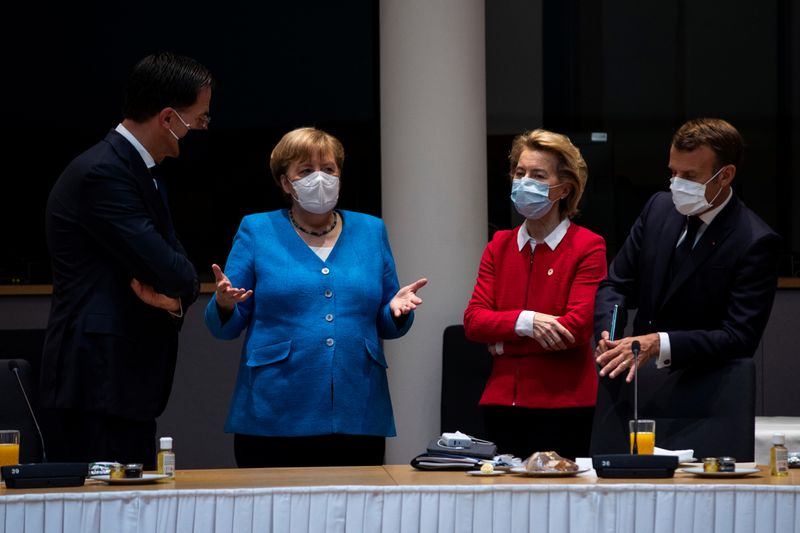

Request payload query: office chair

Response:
[440,325,493,438]
[0,328,45,381]
[590,357,756,460]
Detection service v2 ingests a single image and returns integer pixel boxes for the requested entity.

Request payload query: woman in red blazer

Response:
[464,129,607,460]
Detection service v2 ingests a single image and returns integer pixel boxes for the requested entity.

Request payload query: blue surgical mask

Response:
[511,178,562,220]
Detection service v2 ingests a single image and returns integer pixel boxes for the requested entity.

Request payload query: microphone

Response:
[8,360,47,462]
[631,340,641,455]
[592,339,678,478]
[2,360,87,488]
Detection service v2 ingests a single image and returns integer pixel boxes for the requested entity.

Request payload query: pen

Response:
[609,304,619,341]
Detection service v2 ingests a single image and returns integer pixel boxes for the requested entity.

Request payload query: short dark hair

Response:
[672,118,744,169]
[122,52,214,122]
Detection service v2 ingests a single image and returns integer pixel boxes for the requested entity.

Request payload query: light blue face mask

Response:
[510,177,562,220]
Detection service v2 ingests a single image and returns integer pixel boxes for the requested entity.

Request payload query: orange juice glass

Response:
[0,430,20,480]
[628,420,655,454]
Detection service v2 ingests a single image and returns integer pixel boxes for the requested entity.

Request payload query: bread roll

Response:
[525,451,578,472]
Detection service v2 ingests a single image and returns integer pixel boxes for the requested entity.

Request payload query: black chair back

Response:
[440,325,493,438]
[0,358,43,463]
[0,329,45,381]
[591,357,755,460]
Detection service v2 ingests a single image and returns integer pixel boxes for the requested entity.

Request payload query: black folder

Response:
[426,438,497,460]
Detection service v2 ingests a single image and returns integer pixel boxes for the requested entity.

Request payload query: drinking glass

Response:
[0,430,20,480]
[629,419,655,454]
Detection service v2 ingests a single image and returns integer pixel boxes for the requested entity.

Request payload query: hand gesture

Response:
[212,263,253,311]
[594,330,613,356]
[532,312,575,350]
[130,278,180,313]
[389,278,428,317]
[595,332,660,382]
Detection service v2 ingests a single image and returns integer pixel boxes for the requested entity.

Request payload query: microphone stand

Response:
[9,361,47,462]
[3,360,87,488]
[592,338,678,477]
[631,340,641,455]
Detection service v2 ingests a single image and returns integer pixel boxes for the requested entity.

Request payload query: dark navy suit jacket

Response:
[42,129,199,420]
[590,191,779,457]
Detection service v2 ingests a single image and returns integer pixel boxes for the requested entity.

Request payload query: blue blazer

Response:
[205,209,413,437]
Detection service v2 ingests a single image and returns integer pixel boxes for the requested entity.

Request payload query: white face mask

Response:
[290,171,340,214]
[669,166,725,216]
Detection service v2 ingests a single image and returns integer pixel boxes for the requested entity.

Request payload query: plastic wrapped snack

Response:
[525,451,579,473]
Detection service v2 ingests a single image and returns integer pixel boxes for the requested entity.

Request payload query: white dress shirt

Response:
[115,123,156,169]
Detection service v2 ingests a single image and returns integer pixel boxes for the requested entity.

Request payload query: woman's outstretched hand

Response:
[212,263,253,311]
[390,278,428,317]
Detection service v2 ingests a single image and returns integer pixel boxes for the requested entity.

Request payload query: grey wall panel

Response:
[758,290,800,416]
[156,294,241,469]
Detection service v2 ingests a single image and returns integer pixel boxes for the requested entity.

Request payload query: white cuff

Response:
[656,332,671,369]
[514,310,536,337]
[168,300,184,319]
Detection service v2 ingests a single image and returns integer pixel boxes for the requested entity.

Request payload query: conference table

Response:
[2,465,800,533]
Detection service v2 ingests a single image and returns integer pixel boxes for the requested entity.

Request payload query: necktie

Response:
[151,168,176,242]
[669,216,702,281]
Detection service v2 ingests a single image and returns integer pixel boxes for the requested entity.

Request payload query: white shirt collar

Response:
[697,187,733,226]
[517,218,571,252]
[115,123,156,170]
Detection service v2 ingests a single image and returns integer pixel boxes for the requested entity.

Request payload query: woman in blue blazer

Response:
[205,127,427,467]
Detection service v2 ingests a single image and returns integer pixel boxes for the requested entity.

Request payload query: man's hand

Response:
[595,332,660,382]
[130,278,180,313]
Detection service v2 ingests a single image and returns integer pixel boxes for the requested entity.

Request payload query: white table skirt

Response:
[2,484,800,533]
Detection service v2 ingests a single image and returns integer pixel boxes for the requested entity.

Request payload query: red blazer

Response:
[464,222,607,409]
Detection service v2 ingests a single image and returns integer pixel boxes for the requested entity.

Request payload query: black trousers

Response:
[482,405,595,461]
[234,433,386,468]
[42,408,157,470]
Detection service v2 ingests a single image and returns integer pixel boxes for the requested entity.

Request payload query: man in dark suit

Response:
[41,53,213,468]
[591,118,779,455]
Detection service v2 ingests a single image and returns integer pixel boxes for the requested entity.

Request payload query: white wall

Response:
[379,0,489,464]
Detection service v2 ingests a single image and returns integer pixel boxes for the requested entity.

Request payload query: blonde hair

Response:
[509,129,588,219]
[270,127,345,194]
